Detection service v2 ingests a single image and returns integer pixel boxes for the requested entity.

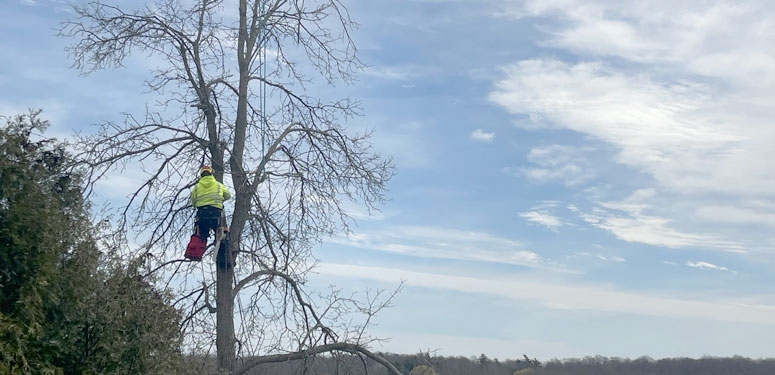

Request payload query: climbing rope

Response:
[259,0,268,170]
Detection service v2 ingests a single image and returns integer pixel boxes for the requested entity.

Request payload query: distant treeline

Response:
[182,352,775,375]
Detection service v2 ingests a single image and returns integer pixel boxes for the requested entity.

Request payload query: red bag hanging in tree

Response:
[185,235,206,261]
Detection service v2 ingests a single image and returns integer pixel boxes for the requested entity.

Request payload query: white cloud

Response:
[519,211,563,230]
[573,251,626,263]
[581,209,745,252]
[489,59,762,194]
[489,51,775,251]
[533,200,560,210]
[695,205,775,227]
[342,201,387,221]
[519,201,577,232]
[318,263,775,325]
[520,145,594,186]
[491,1,775,200]
[509,1,775,88]
[523,164,583,184]
[363,65,413,81]
[470,128,495,142]
[602,255,626,262]
[578,197,745,252]
[687,261,736,273]
[327,225,569,271]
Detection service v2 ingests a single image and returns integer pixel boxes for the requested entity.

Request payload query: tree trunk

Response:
[216,252,235,373]
[216,1,249,371]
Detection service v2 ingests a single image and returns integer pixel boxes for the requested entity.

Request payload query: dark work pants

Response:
[195,205,221,242]
[195,205,233,267]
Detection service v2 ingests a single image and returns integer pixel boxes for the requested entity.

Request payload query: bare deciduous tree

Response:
[60,1,400,374]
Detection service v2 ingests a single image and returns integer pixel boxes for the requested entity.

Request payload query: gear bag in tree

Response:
[185,230,206,261]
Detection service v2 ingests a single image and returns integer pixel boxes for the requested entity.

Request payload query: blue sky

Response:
[4,0,775,361]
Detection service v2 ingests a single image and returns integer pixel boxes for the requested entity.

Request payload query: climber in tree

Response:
[190,165,231,243]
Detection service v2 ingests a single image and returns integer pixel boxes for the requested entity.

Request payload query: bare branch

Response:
[234,342,404,375]
[203,281,217,313]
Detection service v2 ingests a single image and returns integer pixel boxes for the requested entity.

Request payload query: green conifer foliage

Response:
[0,111,182,374]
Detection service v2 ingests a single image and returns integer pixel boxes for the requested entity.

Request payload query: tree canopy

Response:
[60,0,399,374]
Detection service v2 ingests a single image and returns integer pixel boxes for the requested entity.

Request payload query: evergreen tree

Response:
[0,111,181,374]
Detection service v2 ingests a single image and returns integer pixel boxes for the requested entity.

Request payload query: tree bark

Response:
[216,251,235,373]
[216,0,250,372]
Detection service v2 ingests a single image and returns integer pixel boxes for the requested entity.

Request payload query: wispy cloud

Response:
[695,204,775,227]
[327,225,569,271]
[518,201,576,232]
[341,201,387,221]
[519,211,564,231]
[575,189,745,252]
[574,252,626,263]
[470,128,495,142]
[490,1,775,244]
[687,261,736,274]
[520,145,595,186]
[318,263,775,325]
[363,65,413,81]
[508,0,775,89]
[489,59,753,194]
[580,203,745,252]
[600,255,626,262]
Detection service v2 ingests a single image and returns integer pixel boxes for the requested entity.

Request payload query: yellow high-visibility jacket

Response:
[190,175,231,209]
